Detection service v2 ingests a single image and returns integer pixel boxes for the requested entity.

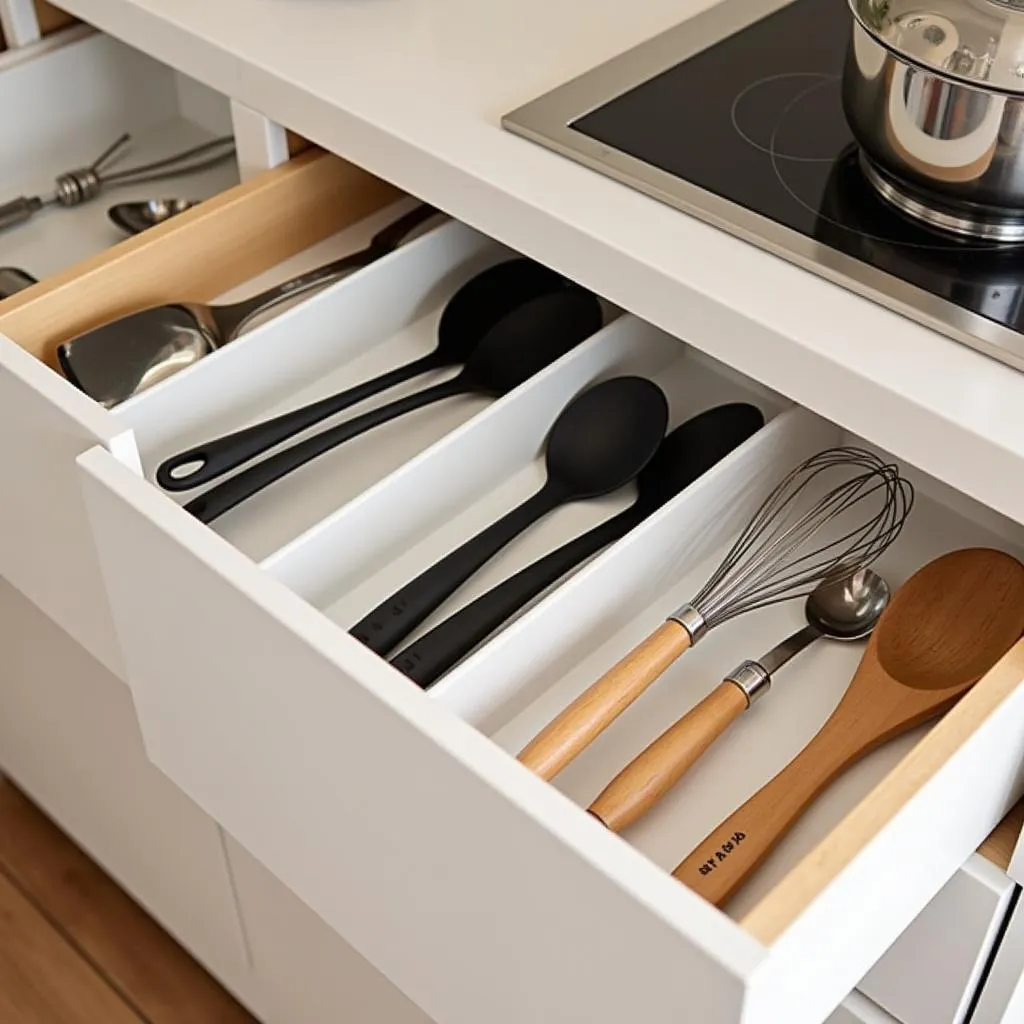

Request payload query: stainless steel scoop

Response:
[57,202,441,408]
[108,199,199,235]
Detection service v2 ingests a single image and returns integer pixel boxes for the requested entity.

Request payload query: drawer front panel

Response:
[226,837,432,1024]
[859,854,1014,1024]
[0,341,132,673]
[971,894,1024,1024]
[0,577,251,994]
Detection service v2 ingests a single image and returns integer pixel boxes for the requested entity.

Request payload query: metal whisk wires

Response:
[673,447,914,642]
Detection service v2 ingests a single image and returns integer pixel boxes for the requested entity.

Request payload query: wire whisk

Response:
[518,445,915,780]
[680,446,913,637]
[0,132,236,233]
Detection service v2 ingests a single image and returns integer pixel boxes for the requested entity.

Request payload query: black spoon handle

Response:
[214,203,440,339]
[184,375,465,524]
[157,350,446,491]
[351,485,562,656]
[391,503,643,688]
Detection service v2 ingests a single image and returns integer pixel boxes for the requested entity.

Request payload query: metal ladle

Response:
[588,567,891,832]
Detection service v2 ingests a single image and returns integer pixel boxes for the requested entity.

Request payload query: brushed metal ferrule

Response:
[723,660,771,706]
[670,604,707,644]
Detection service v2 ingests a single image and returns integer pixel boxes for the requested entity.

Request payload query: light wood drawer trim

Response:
[743,638,1024,943]
[34,1,77,35]
[980,799,1024,870]
[0,149,400,369]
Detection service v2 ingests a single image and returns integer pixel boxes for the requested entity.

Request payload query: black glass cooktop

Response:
[564,0,1024,340]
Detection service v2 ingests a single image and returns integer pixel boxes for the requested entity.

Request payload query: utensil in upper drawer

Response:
[56,202,443,409]
[0,268,37,300]
[390,402,767,689]
[350,376,669,658]
[588,568,890,833]
[184,285,605,524]
[156,258,580,492]
[0,133,235,236]
[673,547,1024,908]
[108,199,199,235]
[517,447,914,781]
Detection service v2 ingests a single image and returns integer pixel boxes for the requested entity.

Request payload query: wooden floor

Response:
[0,779,256,1024]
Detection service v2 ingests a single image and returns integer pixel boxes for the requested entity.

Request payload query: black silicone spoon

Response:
[350,376,670,658]
[184,286,604,524]
[156,258,580,492]
[389,403,766,687]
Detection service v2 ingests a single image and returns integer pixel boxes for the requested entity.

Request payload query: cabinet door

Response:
[227,837,432,1024]
[0,577,252,1000]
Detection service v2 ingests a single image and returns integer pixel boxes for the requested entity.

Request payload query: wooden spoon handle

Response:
[589,681,748,832]
[672,713,868,907]
[518,620,692,781]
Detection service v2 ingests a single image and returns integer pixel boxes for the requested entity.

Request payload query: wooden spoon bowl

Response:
[673,547,1024,908]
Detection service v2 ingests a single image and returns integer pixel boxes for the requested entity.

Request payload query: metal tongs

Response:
[0,132,236,232]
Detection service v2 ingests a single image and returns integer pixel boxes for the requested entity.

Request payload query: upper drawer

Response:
[0,145,402,674]
[0,23,238,283]
[64,223,1024,1024]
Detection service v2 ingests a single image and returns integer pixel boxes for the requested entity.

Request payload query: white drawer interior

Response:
[265,314,786,641]
[434,406,1024,919]
[0,25,235,281]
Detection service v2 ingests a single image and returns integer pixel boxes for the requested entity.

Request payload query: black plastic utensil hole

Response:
[170,457,207,480]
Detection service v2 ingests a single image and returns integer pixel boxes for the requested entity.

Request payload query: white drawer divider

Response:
[260,314,678,603]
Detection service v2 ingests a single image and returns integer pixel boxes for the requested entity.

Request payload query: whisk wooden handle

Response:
[588,681,748,832]
[518,620,692,781]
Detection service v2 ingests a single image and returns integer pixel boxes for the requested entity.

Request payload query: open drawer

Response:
[68,218,1024,1024]
[0,148,403,674]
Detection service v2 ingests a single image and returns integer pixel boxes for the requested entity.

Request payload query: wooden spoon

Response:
[672,547,1024,909]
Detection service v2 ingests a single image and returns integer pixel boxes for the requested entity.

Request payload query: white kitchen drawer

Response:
[970,892,1024,1024]
[857,850,1014,1024]
[225,829,900,1024]
[67,191,1024,1024]
[0,576,254,1005]
[0,150,400,676]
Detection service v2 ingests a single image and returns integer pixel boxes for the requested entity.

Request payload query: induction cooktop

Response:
[502,0,1024,372]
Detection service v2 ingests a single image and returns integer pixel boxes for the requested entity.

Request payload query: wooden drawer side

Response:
[0,149,399,367]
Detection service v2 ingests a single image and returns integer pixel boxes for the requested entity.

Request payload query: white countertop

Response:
[49,0,1024,525]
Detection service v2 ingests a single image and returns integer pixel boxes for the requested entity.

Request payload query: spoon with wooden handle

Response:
[672,547,1024,909]
[588,568,890,832]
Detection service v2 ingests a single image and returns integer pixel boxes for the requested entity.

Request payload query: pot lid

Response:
[849,0,1024,93]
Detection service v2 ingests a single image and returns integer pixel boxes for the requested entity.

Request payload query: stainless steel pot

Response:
[842,0,1024,240]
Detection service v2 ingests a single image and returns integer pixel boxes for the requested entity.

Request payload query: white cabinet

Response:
[0,577,256,1010]
[2,9,1024,1024]
[971,895,1024,1024]
[226,838,432,1024]
[859,853,1015,1024]
[30,159,1019,1023]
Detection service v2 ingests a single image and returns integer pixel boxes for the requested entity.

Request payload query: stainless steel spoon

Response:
[108,199,199,235]
[588,567,891,832]
[57,202,441,408]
